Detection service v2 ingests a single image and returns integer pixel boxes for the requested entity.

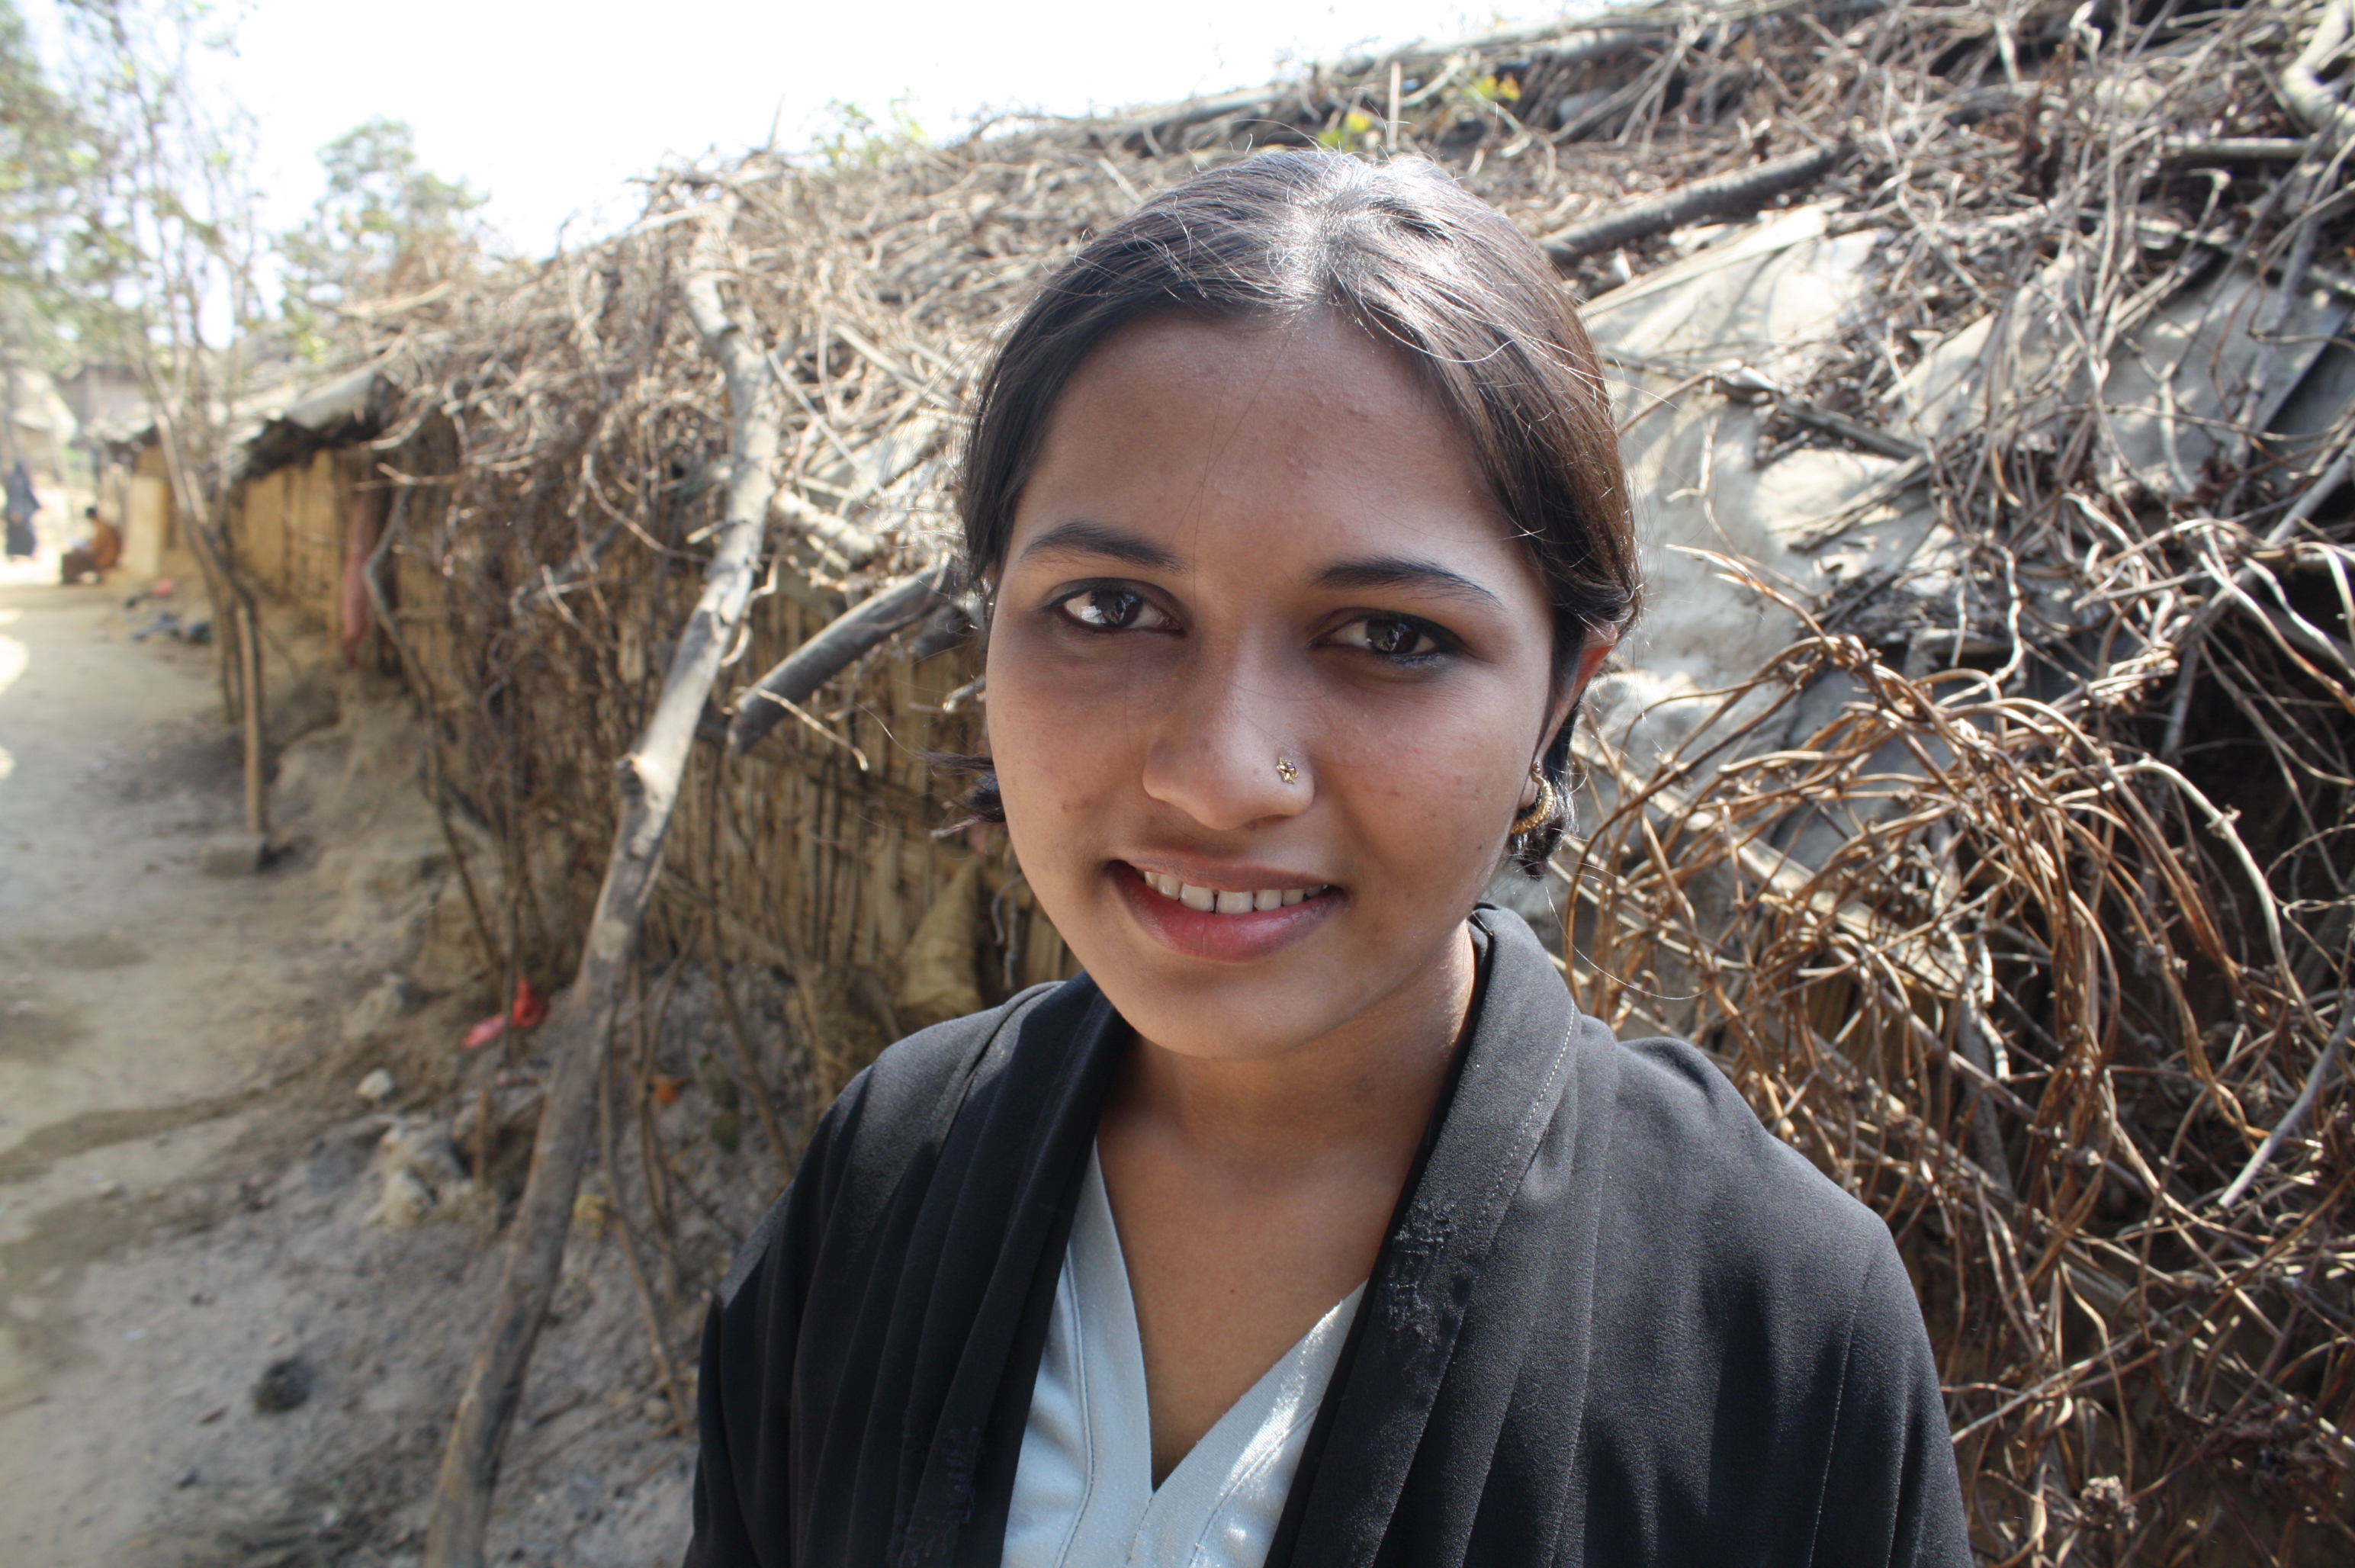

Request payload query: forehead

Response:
[1010,310,1521,576]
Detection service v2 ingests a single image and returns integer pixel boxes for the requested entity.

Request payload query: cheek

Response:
[983,625,1145,833]
[1321,684,1531,874]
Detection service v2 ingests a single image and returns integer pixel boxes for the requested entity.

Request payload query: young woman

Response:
[687,151,1972,1568]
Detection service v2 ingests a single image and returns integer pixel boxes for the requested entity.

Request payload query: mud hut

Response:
[224,3,2355,1560]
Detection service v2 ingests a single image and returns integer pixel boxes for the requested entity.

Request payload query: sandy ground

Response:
[0,556,696,1566]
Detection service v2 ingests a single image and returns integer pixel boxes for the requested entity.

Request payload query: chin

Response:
[1091,959,1352,1061]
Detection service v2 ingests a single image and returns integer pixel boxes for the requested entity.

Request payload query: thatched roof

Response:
[242,3,2355,1558]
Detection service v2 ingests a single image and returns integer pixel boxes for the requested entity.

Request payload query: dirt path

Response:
[0,567,693,1566]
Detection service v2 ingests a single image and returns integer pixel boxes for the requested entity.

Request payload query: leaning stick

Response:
[422,183,786,1568]
[725,563,953,755]
[1544,143,1840,267]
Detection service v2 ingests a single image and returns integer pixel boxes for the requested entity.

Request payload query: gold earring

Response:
[1508,766,1556,836]
[1275,755,1300,784]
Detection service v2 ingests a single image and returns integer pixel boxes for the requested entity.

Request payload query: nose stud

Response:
[1275,755,1299,785]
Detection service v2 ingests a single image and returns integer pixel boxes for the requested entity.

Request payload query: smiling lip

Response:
[1111,860,1339,963]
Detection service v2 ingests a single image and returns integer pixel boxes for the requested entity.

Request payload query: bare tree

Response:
[56,0,271,831]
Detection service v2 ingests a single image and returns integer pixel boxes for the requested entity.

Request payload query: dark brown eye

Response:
[1059,589,1163,630]
[1336,614,1441,659]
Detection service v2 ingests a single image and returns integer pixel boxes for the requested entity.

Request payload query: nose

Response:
[1137,643,1309,833]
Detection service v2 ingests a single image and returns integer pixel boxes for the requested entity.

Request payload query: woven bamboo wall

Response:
[438,531,1072,1084]
[223,435,1071,1093]
[228,448,353,631]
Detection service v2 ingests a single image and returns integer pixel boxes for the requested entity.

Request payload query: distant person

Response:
[4,460,37,560]
[686,153,1971,1568]
[59,505,120,585]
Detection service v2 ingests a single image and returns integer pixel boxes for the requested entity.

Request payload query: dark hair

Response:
[956,149,1638,872]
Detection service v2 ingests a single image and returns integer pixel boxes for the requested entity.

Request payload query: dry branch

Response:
[2217,1004,2353,1207]
[1544,143,1839,265]
[420,185,789,1568]
[725,564,953,756]
[2162,137,2312,165]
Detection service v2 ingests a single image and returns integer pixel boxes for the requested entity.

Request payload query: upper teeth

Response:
[1142,871,1322,913]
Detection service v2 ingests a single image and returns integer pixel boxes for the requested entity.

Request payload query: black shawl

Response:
[686,908,1972,1567]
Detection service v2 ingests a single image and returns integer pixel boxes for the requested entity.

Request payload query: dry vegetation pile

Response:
[268,1,2355,1560]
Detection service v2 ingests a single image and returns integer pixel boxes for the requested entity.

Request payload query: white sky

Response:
[180,0,1574,259]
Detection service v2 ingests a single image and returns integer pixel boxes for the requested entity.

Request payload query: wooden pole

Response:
[422,183,787,1568]
[143,405,265,823]
[236,596,268,838]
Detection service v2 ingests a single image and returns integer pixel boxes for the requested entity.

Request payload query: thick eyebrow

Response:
[1315,555,1507,612]
[1015,519,1185,573]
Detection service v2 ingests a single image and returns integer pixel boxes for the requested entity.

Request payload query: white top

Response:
[1002,1148,1366,1568]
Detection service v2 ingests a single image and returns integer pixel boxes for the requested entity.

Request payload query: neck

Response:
[1110,921,1479,1168]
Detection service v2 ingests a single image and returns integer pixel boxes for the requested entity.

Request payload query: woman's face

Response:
[986,310,1586,1063]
